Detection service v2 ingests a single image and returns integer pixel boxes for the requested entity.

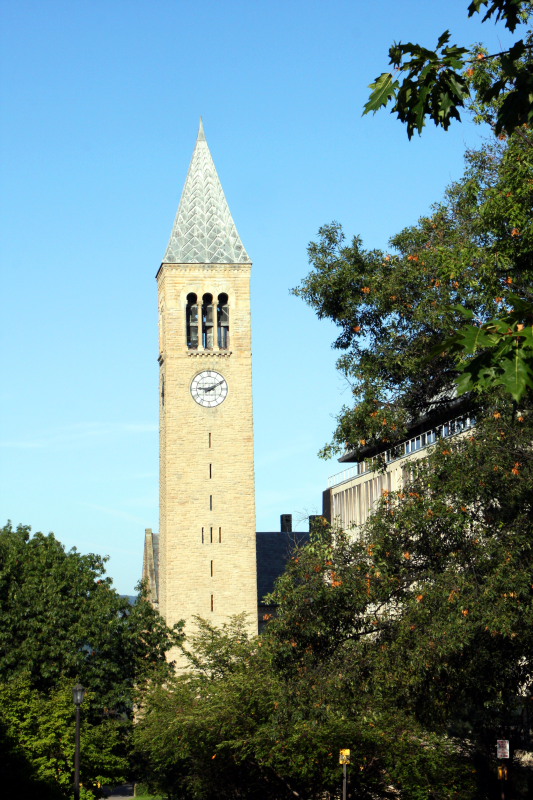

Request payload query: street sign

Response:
[497,740,509,759]
[339,749,350,765]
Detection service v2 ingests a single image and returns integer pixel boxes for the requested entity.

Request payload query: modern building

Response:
[323,402,476,532]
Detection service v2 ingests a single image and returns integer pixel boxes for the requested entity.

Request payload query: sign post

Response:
[496,740,509,800]
[339,749,350,800]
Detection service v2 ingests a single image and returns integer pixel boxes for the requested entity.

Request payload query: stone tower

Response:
[155,120,258,646]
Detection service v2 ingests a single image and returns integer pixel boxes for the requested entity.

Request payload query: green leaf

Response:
[436,30,452,49]
[363,73,399,114]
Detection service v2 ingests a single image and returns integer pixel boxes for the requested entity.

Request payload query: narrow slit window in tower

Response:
[201,527,204,544]
[210,560,213,577]
[210,494,213,511]
[186,293,199,349]
[218,527,222,543]
[210,527,213,543]
[202,293,214,349]
[208,432,212,448]
[211,594,214,612]
[217,293,229,349]
[209,463,212,479]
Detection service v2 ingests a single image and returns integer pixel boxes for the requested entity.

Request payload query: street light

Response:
[73,684,86,800]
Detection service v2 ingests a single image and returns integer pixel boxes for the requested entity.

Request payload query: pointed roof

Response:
[163,120,251,265]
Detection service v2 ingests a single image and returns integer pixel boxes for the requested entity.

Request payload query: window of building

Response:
[186,293,198,349]
[202,293,214,348]
[217,293,229,348]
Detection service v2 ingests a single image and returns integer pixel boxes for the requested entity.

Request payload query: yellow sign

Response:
[339,749,350,765]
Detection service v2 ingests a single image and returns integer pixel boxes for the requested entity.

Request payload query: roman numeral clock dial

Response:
[190,370,228,408]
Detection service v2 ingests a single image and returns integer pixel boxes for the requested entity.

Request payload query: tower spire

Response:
[162,121,250,265]
[197,116,206,142]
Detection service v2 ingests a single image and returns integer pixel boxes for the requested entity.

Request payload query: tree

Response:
[364,1,533,138]
[0,675,130,799]
[133,397,533,799]
[0,523,181,702]
[263,403,533,797]
[363,2,533,403]
[134,616,290,800]
[293,126,532,457]
[0,522,183,798]
[138,515,527,800]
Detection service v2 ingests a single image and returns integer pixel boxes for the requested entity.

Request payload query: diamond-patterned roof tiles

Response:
[163,120,251,265]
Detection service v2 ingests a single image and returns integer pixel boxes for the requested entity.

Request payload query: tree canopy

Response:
[0,522,183,799]
[362,1,533,405]
[293,125,532,457]
[134,402,533,799]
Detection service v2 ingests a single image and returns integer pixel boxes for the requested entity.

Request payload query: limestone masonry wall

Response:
[158,263,258,657]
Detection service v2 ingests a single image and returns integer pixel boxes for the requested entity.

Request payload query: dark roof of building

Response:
[256,531,310,603]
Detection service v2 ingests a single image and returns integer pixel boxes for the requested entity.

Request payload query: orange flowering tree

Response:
[362,2,533,404]
[260,409,532,797]
[135,406,533,799]
[294,125,533,458]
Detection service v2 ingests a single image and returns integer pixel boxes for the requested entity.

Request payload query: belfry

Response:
[145,120,258,645]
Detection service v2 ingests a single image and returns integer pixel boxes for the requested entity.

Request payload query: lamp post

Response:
[73,684,86,800]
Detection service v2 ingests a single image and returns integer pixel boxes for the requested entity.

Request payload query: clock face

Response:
[190,370,228,407]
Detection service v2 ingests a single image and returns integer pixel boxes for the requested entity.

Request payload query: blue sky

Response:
[0,0,516,594]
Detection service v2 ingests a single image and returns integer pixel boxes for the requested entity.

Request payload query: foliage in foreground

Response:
[134,403,533,800]
[0,523,183,799]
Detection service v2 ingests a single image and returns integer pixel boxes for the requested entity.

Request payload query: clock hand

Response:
[203,379,224,393]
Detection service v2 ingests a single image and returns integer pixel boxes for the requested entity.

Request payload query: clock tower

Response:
[156,120,258,647]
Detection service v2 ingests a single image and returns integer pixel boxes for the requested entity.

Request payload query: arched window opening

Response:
[217,293,229,349]
[186,293,198,349]
[202,293,214,348]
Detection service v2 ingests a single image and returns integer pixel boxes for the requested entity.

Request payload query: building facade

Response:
[323,409,476,532]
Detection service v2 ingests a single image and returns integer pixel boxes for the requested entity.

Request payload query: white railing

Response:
[328,413,476,488]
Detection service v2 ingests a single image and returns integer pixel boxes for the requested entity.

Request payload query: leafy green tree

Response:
[0,523,181,705]
[263,403,533,797]
[294,127,532,456]
[134,616,287,800]
[133,406,533,800]
[0,674,129,798]
[135,581,489,798]
[363,2,533,403]
[0,522,183,798]
[364,1,533,138]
